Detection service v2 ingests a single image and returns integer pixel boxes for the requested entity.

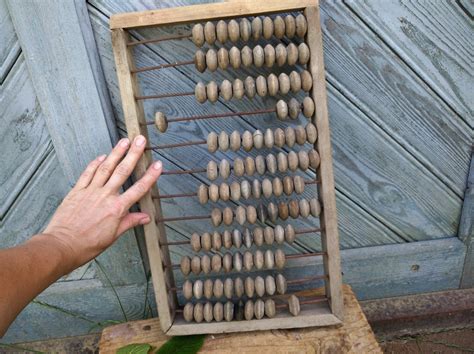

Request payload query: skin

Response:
[0,135,161,336]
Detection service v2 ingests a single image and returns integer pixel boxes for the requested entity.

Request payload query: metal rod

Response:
[132,59,194,74]
[135,91,194,101]
[287,274,327,284]
[286,252,326,259]
[161,168,206,175]
[146,140,206,150]
[295,227,322,235]
[155,192,198,199]
[156,215,211,223]
[127,33,191,47]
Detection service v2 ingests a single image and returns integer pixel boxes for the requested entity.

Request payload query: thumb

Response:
[116,212,151,237]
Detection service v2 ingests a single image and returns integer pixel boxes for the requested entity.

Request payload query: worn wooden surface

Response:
[460,154,474,288]
[99,285,381,353]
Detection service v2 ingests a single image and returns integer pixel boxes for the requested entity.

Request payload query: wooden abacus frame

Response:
[110,0,343,335]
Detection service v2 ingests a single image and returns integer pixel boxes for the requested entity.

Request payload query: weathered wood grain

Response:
[347,0,474,125]
[460,153,474,288]
[0,0,19,83]
[458,0,474,17]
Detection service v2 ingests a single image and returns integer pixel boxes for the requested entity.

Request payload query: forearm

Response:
[0,233,71,336]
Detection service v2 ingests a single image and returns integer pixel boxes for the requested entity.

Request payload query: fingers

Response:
[120,161,162,209]
[73,155,107,190]
[105,135,147,192]
[90,138,132,187]
[116,212,151,237]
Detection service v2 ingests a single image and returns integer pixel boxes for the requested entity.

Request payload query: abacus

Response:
[110,0,343,335]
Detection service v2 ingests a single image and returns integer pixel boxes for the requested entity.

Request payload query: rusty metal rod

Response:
[295,227,322,235]
[127,33,191,47]
[146,140,206,150]
[161,168,206,176]
[135,91,194,100]
[156,214,211,223]
[132,59,194,74]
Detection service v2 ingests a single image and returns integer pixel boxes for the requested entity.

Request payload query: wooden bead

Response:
[229,46,241,69]
[245,156,256,176]
[265,275,276,296]
[293,175,305,194]
[255,155,266,175]
[204,279,213,299]
[273,15,285,38]
[262,16,273,39]
[255,276,265,297]
[302,97,315,118]
[201,232,212,251]
[256,75,267,97]
[190,232,201,252]
[301,70,313,91]
[194,50,206,73]
[276,100,288,120]
[240,130,252,152]
[261,128,273,149]
[285,15,296,38]
[299,198,310,218]
[278,74,290,96]
[192,23,205,47]
[206,48,218,72]
[236,301,244,321]
[273,177,283,197]
[283,176,294,196]
[211,208,222,227]
[289,71,301,92]
[235,277,244,298]
[224,278,234,299]
[287,43,298,66]
[267,202,278,222]
[285,224,296,243]
[279,202,289,220]
[233,251,243,272]
[197,184,208,205]
[214,278,224,298]
[212,231,222,250]
[191,255,201,275]
[267,73,279,96]
[201,255,211,274]
[241,180,251,199]
[288,151,299,171]
[298,43,310,65]
[265,299,276,318]
[251,17,263,40]
[298,150,310,170]
[183,280,193,300]
[207,131,218,153]
[230,181,241,202]
[306,123,317,144]
[266,154,277,174]
[257,203,267,223]
[253,227,264,246]
[209,183,219,203]
[264,226,275,245]
[243,228,252,248]
[217,47,229,70]
[180,256,191,276]
[218,131,229,151]
[183,303,194,322]
[254,299,265,320]
[264,250,275,269]
[220,158,231,178]
[295,125,307,145]
[220,79,233,101]
[276,274,287,295]
[235,205,246,225]
[195,82,207,103]
[219,183,229,202]
[223,253,232,272]
[247,205,257,224]
[216,20,228,43]
[275,249,286,269]
[285,126,296,147]
[264,44,275,68]
[309,149,321,168]
[253,45,264,67]
[222,230,232,249]
[288,295,301,316]
[277,152,288,173]
[289,199,300,219]
[275,43,287,67]
[240,18,251,41]
[251,129,263,150]
[193,279,204,299]
[243,251,254,271]
[241,45,253,67]
[244,76,256,98]
[295,14,307,37]
[194,303,204,323]
[262,178,272,198]
[223,206,233,226]
[214,302,224,322]
[288,98,301,120]
[310,198,321,217]
[224,301,234,322]
[274,225,285,244]
[244,276,255,297]
[207,80,218,103]
[254,250,264,269]
[204,21,216,44]
[233,157,245,177]
[210,254,221,274]
[228,19,240,42]
[232,229,242,248]
[244,300,254,320]
[233,78,244,99]
[270,129,284,150]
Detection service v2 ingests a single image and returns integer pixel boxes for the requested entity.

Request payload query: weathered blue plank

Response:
[0,0,20,83]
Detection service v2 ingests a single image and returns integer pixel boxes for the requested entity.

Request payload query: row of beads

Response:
[195,71,313,103]
[190,224,296,253]
[207,123,317,153]
[197,175,307,204]
[194,43,310,72]
[192,15,308,47]
[206,149,320,181]
[183,274,287,300]
[180,249,286,276]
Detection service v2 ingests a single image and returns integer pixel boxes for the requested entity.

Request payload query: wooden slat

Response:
[0,0,20,83]
[460,153,474,288]
[109,0,317,29]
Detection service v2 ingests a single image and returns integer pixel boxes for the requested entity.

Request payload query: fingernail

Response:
[135,135,146,146]
[153,161,162,170]
[120,138,130,148]
[140,216,151,224]
[98,154,107,162]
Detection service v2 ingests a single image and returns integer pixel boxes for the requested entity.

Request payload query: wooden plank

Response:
[458,0,474,17]
[109,0,317,29]
[305,5,343,319]
[347,0,473,125]
[0,0,20,83]
[460,153,474,288]
[7,0,145,286]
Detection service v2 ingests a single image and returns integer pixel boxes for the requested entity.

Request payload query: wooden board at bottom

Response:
[168,301,340,335]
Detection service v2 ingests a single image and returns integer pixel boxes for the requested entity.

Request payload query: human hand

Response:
[43,135,161,273]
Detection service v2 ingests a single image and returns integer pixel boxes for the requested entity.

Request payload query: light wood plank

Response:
[0,0,20,83]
